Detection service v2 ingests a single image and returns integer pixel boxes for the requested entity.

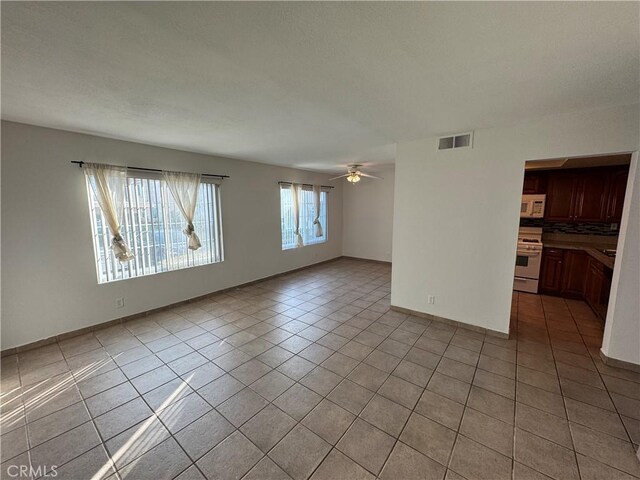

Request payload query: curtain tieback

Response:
[183,223,195,236]
[111,235,134,263]
[183,223,202,251]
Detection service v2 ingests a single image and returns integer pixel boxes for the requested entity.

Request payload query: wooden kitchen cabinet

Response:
[540,248,565,294]
[540,248,588,298]
[561,250,589,298]
[544,166,628,223]
[605,167,629,223]
[522,172,546,194]
[585,257,612,322]
[574,170,608,222]
[545,173,577,221]
[540,247,612,321]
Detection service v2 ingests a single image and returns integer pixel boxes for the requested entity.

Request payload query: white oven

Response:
[520,194,546,218]
[514,227,543,293]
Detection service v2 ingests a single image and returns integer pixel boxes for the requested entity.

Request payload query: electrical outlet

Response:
[427,295,435,305]
[115,297,125,309]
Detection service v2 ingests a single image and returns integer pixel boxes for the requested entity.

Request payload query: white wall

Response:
[602,154,640,366]
[342,165,395,262]
[392,104,640,335]
[1,122,343,350]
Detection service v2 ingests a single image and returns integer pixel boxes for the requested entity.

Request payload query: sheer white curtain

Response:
[291,183,304,248]
[83,163,134,263]
[163,171,202,250]
[312,185,323,237]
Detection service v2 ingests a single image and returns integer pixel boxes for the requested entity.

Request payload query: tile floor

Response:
[1,258,639,480]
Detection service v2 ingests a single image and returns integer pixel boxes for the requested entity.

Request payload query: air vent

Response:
[438,132,473,150]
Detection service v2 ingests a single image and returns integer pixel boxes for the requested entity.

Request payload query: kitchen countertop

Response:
[542,234,617,269]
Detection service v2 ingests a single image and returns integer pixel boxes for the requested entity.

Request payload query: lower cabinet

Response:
[540,247,611,321]
[584,258,612,322]
[540,249,564,294]
[561,250,589,298]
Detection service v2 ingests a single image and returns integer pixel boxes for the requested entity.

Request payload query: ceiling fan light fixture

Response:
[347,173,361,183]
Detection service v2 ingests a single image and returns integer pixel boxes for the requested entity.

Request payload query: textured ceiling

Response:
[2,2,638,171]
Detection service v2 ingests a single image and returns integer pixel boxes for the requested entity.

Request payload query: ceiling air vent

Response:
[438,132,473,150]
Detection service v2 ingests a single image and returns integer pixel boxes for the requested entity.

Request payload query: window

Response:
[86,172,223,283]
[280,185,328,250]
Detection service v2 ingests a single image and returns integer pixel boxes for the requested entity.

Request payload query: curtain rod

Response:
[70,161,229,179]
[278,181,334,189]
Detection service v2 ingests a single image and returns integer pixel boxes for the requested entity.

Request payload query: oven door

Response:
[515,249,542,279]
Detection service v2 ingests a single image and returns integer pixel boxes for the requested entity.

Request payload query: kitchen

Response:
[514,153,631,326]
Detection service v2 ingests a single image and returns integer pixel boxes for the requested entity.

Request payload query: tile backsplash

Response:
[520,218,619,236]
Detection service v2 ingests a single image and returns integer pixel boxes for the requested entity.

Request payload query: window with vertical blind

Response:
[280,185,328,250]
[86,172,223,283]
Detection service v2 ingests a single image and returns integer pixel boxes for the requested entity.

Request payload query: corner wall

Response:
[602,154,640,366]
[1,121,343,350]
[342,165,395,262]
[392,104,639,336]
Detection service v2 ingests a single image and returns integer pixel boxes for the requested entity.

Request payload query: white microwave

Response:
[521,194,546,218]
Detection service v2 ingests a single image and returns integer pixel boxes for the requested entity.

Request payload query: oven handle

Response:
[516,250,541,257]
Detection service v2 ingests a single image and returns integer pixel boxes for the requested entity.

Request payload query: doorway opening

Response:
[510,152,632,356]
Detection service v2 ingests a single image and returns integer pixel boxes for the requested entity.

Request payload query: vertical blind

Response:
[280,186,327,249]
[87,174,223,283]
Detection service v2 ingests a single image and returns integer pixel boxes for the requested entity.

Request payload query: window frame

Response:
[85,170,224,284]
[279,184,329,251]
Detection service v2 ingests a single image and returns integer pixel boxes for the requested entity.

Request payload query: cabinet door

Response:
[540,249,564,295]
[561,250,588,298]
[585,260,602,314]
[605,168,629,223]
[523,172,546,194]
[574,170,607,222]
[545,173,577,221]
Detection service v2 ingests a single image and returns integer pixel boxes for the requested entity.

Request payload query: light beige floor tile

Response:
[565,397,628,440]
[576,453,638,480]
[273,383,322,421]
[460,407,513,457]
[174,409,234,461]
[515,402,572,448]
[240,404,297,453]
[379,442,446,480]
[449,435,512,480]
[514,428,579,480]
[427,372,471,404]
[327,379,374,415]
[570,422,640,477]
[270,425,331,480]
[400,412,456,466]
[197,431,263,480]
[244,457,292,480]
[360,394,410,437]
[217,388,268,427]
[415,389,464,431]
[337,419,395,475]
[302,399,356,445]
[250,370,295,401]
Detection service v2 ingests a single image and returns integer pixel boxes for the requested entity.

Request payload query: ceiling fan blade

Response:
[358,172,382,179]
[329,174,350,180]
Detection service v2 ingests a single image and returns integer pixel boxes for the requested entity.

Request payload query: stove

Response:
[514,227,544,293]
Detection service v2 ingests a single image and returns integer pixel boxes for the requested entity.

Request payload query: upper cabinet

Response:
[524,164,629,223]
[522,172,546,194]
[574,170,608,222]
[545,172,577,221]
[605,167,629,223]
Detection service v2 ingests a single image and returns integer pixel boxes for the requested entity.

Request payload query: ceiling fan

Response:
[329,164,382,183]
